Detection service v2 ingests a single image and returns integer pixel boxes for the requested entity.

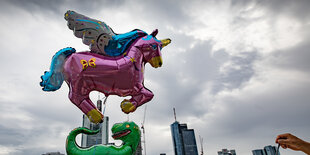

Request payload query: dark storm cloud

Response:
[269,34,310,72]
[1,0,189,26]
[0,125,24,146]
[1,0,125,18]
[212,51,259,94]
[231,0,310,21]
[128,0,193,29]
[145,40,221,123]
[1,0,64,16]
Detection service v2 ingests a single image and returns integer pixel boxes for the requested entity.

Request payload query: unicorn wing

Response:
[64,10,115,55]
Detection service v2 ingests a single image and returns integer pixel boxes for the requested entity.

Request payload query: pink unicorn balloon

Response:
[40,29,171,123]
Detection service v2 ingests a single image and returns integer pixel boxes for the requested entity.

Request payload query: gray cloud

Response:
[0,125,25,146]
[212,51,259,94]
[1,0,310,155]
[145,40,220,122]
[268,34,310,72]
[0,0,64,18]
[231,0,310,21]
[1,0,125,15]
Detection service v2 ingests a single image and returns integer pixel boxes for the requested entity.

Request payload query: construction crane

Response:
[173,108,177,122]
[141,105,147,155]
[199,135,204,155]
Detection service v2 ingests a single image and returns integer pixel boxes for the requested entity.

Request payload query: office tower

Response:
[252,145,279,155]
[81,115,109,147]
[171,121,198,155]
[264,145,277,155]
[218,149,236,155]
[252,149,266,155]
[171,121,184,155]
[81,99,109,147]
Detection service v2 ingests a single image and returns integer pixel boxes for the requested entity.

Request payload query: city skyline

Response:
[1,0,310,154]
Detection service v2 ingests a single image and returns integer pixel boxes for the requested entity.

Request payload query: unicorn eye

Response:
[151,45,158,50]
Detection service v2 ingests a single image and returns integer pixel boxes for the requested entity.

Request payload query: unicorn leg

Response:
[69,91,103,123]
[80,98,103,123]
[121,87,154,114]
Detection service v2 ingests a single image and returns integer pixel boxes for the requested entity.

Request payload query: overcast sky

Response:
[0,0,310,155]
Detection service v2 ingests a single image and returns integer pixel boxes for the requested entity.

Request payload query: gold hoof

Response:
[121,99,137,114]
[87,109,103,123]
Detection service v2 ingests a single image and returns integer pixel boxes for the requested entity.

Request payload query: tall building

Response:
[252,145,280,155]
[81,115,109,147]
[218,149,236,155]
[264,146,277,155]
[252,149,266,155]
[171,121,198,155]
[81,99,109,147]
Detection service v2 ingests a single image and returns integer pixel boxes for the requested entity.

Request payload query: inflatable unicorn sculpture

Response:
[40,10,171,123]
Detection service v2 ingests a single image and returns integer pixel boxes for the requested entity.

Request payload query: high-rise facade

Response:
[81,115,109,147]
[81,99,109,147]
[252,145,279,155]
[264,146,277,155]
[252,149,266,155]
[217,149,236,155]
[171,121,198,155]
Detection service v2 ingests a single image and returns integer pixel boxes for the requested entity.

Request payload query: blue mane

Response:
[104,29,147,56]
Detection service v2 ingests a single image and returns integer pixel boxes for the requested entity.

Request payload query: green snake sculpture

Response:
[66,122,141,155]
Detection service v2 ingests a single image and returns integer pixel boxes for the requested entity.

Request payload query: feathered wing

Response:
[64,10,115,55]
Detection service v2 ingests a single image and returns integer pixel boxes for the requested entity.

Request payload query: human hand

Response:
[276,133,310,154]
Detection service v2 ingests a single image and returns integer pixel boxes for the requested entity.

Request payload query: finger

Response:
[278,139,291,145]
[276,135,286,143]
[276,134,291,143]
[280,144,287,149]
[277,133,290,139]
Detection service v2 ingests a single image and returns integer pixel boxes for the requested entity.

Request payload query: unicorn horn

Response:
[161,38,171,48]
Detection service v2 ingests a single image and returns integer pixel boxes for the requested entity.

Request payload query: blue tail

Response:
[40,47,76,91]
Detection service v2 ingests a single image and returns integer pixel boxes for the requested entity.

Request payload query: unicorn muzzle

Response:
[149,56,163,68]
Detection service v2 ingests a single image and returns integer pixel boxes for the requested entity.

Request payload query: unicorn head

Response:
[135,29,171,68]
